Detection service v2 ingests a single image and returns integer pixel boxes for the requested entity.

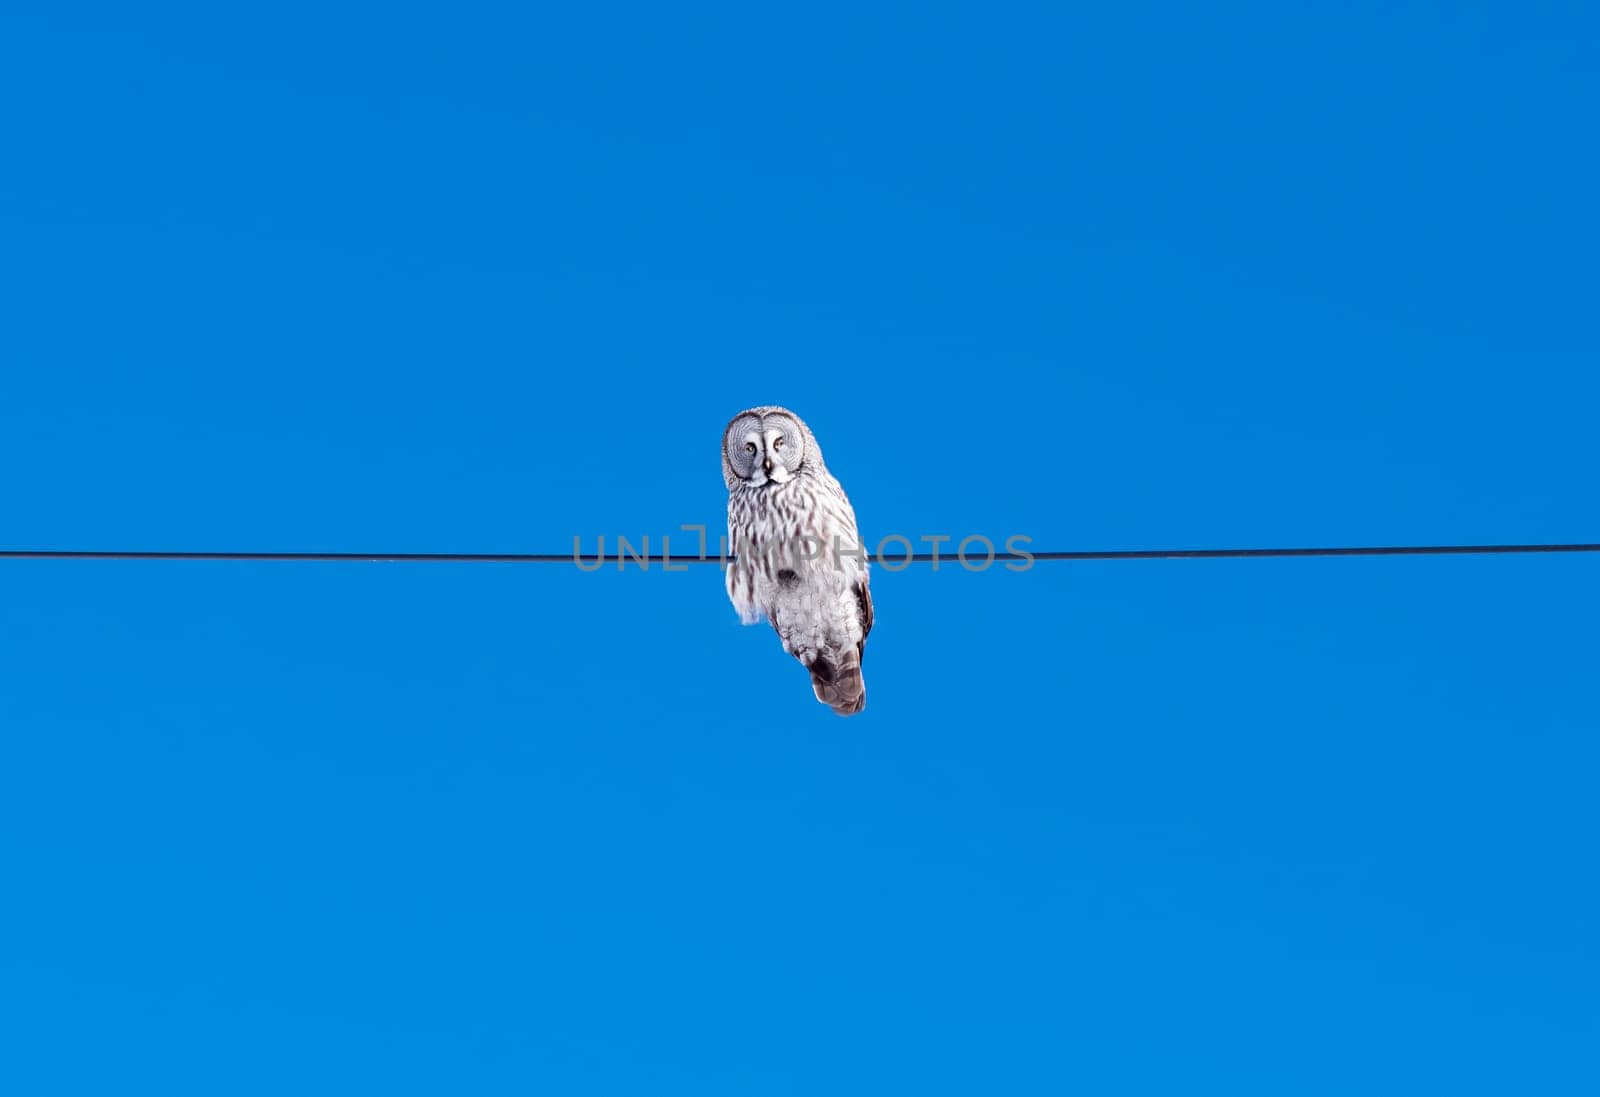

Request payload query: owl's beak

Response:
[762,456,774,475]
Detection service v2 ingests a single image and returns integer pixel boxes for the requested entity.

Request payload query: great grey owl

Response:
[722,406,873,716]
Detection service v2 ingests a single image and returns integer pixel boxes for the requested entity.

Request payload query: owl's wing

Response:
[809,575,872,717]
[855,575,873,661]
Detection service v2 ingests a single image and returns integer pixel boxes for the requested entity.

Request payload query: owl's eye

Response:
[773,437,784,450]
[744,442,757,455]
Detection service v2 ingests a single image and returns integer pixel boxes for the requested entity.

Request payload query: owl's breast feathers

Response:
[729,476,865,579]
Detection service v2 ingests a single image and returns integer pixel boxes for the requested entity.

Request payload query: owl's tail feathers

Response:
[809,649,866,717]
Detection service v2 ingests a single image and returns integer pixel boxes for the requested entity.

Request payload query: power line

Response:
[0,543,1596,564]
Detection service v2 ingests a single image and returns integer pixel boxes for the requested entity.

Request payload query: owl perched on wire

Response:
[722,406,873,716]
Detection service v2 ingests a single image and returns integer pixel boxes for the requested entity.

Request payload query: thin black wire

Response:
[0,544,1596,564]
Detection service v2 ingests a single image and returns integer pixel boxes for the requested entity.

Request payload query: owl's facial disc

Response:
[726,412,805,486]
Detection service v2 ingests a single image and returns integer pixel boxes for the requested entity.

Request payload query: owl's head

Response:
[722,406,820,490]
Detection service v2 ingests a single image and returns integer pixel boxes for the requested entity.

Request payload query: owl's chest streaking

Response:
[727,476,859,567]
[724,475,865,626]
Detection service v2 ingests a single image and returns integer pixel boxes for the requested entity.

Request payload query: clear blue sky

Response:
[2,3,1597,1093]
